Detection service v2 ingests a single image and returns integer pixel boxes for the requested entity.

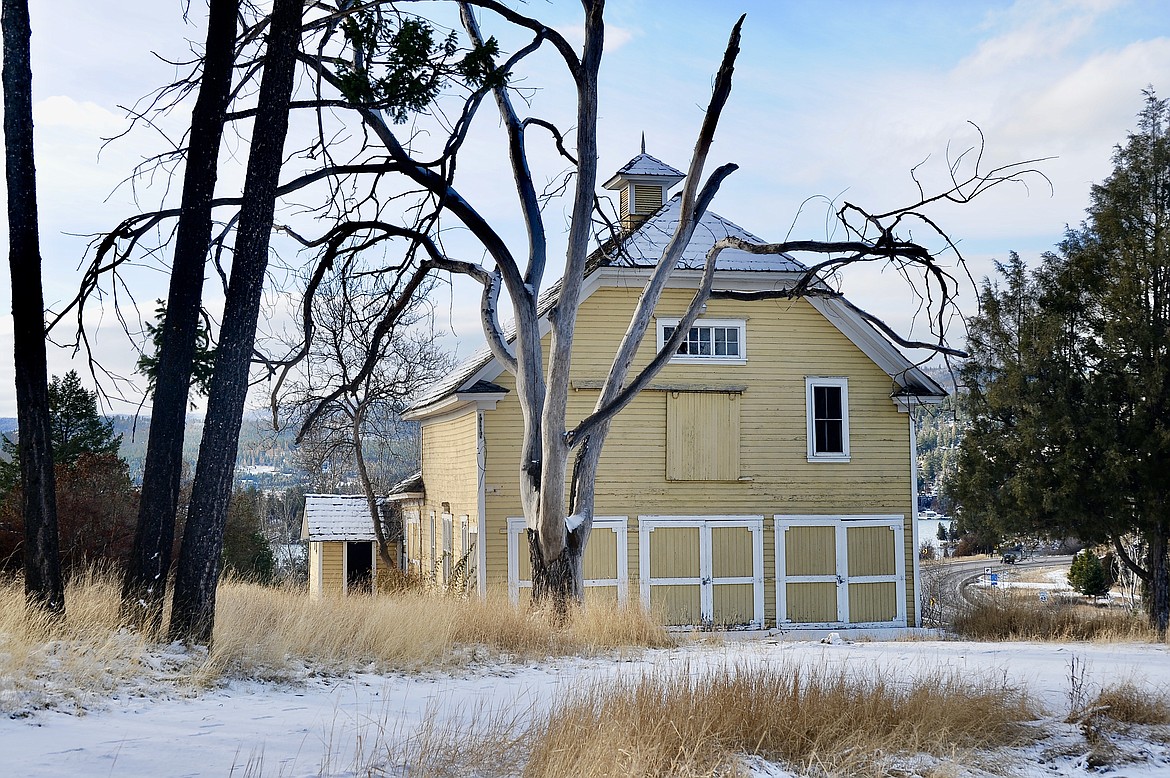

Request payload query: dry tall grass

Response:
[953,594,1163,642]
[356,663,1038,777]
[523,664,1038,777]
[1,570,672,711]
[0,570,205,715]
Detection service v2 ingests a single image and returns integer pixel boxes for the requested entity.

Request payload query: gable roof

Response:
[407,196,944,416]
[302,494,376,541]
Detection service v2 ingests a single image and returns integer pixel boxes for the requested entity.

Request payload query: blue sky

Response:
[2,0,1169,416]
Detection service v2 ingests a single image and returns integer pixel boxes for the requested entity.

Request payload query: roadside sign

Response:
[990,573,999,586]
[985,567,992,575]
[1039,590,1049,603]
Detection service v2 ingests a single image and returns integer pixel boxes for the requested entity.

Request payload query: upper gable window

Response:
[806,377,850,462]
[657,318,746,363]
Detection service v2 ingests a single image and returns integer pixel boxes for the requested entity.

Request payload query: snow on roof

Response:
[406,200,808,414]
[302,494,376,541]
[602,195,805,272]
[602,152,685,187]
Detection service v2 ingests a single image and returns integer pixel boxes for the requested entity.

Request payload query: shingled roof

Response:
[301,494,376,541]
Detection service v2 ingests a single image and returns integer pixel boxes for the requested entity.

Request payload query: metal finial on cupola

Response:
[602,139,685,232]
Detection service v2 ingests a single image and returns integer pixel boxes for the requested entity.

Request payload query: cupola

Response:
[603,136,685,232]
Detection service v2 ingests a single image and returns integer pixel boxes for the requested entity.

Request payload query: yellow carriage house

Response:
[400,151,945,631]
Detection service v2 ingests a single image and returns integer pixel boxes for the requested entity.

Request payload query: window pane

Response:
[812,385,844,454]
[816,419,843,453]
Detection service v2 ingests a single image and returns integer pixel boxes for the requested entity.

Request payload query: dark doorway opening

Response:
[346,542,373,594]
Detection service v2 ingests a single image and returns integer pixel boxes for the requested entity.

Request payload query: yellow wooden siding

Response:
[417,409,479,583]
[847,526,896,577]
[648,526,700,579]
[849,581,898,622]
[786,582,838,622]
[785,525,836,576]
[320,541,344,594]
[666,391,740,481]
[633,184,661,213]
[474,285,916,619]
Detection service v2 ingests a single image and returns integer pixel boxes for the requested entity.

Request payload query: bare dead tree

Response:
[284,1,1048,616]
[272,270,451,572]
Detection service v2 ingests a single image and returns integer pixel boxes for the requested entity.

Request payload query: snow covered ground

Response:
[3,637,1169,777]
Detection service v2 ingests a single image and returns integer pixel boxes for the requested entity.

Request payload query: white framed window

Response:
[657,318,746,363]
[806,377,849,461]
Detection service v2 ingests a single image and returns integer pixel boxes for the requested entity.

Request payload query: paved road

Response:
[921,554,1073,625]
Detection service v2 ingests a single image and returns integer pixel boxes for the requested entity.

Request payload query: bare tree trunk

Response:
[168,0,303,644]
[3,0,63,614]
[352,409,394,574]
[121,0,239,635]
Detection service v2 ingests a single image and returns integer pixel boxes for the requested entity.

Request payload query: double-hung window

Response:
[806,377,849,461]
[657,318,746,363]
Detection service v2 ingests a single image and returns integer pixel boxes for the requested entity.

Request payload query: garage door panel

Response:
[785,525,836,576]
[848,581,898,623]
[583,585,620,608]
[711,583,755,626]
[584,528,618,579]
[649,526,701,579]
[710,525,754,578]
[786,582,839,622]
[847,526,896,577]
[650,584,702,625]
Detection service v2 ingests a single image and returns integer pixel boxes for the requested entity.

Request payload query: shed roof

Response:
[302,494,376,541]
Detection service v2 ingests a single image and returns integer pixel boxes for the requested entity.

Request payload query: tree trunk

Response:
[168,0,303,645]
[352,410,394,575]
[1147,528,1169,635]
[121,0,239,635]
[3,0,63,614]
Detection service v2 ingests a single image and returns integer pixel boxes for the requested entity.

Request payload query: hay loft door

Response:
[775,516,906,628]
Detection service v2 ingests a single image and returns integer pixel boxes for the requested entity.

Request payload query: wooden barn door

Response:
[776,516,905,628]
[640,517,763,628]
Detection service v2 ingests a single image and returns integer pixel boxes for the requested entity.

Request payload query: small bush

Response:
[1088,683,1170,725]
[1068,550,1109,597]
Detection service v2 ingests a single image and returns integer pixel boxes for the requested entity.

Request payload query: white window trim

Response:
[656,317,747,364]
[806,377,850,462]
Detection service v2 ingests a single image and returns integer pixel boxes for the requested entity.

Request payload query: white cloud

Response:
[32,95,125,133]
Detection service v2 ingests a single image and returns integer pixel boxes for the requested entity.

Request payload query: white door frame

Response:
[507,516,629,605]
[638,515,764,629]
[774,515,906,628]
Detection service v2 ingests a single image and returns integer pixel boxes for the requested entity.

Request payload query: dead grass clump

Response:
[523,664,1038,777]
[1086,683,1170,725]
[953,596,1160,642]
[0,570,203,715]
[209,580,671,678]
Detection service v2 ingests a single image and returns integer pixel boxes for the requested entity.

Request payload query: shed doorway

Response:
[346,541,373,594]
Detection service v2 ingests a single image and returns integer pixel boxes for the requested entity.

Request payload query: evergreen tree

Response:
[1,371,122,491]
[952,92,1170,632]
[1068,550,1110,598]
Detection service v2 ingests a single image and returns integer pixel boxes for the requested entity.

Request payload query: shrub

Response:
[1068,550,1110,597]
